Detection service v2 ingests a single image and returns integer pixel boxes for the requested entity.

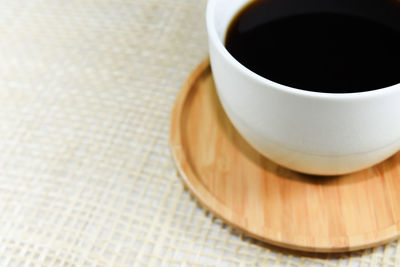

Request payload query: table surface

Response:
[0,0,398,266]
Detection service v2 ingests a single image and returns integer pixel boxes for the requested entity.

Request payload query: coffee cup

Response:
[206,0,400,175]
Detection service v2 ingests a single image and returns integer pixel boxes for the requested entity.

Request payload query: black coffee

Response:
[225,0,400,93]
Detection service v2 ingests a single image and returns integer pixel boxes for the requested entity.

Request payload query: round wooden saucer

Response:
[170,58,400,252]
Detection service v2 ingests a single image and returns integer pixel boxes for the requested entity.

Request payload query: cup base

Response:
[170,58,400,252]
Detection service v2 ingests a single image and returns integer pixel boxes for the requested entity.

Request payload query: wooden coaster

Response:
[170,58,400,253]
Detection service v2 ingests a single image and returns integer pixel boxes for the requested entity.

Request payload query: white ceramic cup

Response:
[206,0,400,175]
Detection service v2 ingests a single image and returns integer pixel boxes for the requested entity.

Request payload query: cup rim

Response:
[206,0,400,100]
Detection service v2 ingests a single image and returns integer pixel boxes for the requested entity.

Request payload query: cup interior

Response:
[208,0,400,95]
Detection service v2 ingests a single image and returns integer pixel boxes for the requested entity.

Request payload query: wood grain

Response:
[170,58,400,253]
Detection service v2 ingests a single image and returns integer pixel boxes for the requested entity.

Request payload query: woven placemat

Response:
[0,0,398,266]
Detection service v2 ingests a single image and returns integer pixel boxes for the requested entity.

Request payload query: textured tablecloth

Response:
[0,0,398,266]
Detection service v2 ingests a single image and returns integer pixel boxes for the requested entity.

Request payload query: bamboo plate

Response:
[170,58,400,253]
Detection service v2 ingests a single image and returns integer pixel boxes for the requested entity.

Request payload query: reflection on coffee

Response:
[225,0,400,93]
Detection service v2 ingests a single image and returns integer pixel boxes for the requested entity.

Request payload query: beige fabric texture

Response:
[0,0,398,266]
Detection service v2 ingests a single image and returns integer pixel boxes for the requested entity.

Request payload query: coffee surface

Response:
[225,0,400,93]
